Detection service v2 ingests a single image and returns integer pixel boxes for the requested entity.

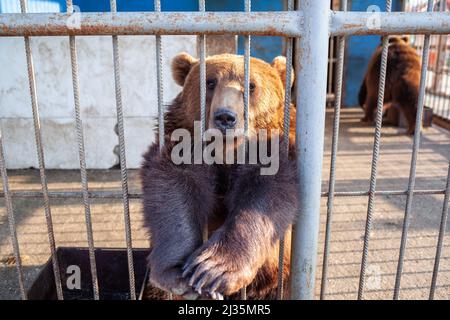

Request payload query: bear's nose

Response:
[214,109,237,130]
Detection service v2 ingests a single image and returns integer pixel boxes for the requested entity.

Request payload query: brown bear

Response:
[358,35,421,134]
[140,53,297,300]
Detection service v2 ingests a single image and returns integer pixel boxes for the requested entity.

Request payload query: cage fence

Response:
[0,0,449,300]
[404,0,450,126]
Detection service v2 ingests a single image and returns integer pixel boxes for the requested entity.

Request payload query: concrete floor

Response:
[1,107,449,300]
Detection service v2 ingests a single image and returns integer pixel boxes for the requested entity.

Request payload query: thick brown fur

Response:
[359,36,421,135]
[141,53,297,300]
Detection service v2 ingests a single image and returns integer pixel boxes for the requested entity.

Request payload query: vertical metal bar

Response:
[243,0,251,149]
[443,38,450,120]
[320,0,347,301]
[290,0,330,300]
[358,0,392,301]
[19,0,63,300]
[66,0,99,300]
[433,35,445,117]
[0,129,27,299]
[327,37,335,98]
[277,0,294,301]
[110,0,136,300]
[198,0,206,143]
[154,1,170,299]
[436,1,446,118]
[429,35,439,116]
[429,162,450,300]
[154,0,165,148]
[393,0,433,300]
[241,0,251,301]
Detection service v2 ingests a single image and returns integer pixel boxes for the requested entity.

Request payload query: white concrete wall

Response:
[0,35,196,169]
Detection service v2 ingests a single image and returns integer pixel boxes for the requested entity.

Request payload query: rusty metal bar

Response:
[109,0,136,300]
[0,12,302,37]
[66,0,99,300]
[1,11,450,37]
[330,11,450,36]
[19,0,63,301]
[393,0,433,300]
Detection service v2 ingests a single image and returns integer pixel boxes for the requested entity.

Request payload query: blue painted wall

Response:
[0,0,64,12]
[344,0,403,107]
[206,0,284,63]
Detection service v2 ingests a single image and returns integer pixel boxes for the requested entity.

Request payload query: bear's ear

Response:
[172,52,198,86]
[401,35,410,44]
[271,56,295,89]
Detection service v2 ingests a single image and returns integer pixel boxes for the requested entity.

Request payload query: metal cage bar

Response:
[393,0,434,300]
[1,12,450,37]
[198,0,206,143]
[155,0,165,149]
[197,0,209,299]
[109,0,136,301]
[327,36,336,101]
[153,1,170,300]
[240,0,251,301]
[19,0,64,301]
[0,127,27,299]
[429,162,450,300]
[321,0,348,301]
[1,188,445,200]
[277,0,295,301]
[358,0,392,301]
[66,0,100,300]
[290,0,330,300]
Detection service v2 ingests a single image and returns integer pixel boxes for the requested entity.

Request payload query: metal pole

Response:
[290,0,330,300]
[2,11,450,37]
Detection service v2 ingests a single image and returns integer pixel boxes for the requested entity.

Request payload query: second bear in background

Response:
[358,36,421,135]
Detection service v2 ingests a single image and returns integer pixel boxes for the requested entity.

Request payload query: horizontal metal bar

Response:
[0,190,142,199]
[331,11,450,36]
[321,190,446,197]
[0,189,445,199]
[1,11,450,37]
[0,12,302,37]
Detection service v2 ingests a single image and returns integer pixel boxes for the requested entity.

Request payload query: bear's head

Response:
[171,53,293,137]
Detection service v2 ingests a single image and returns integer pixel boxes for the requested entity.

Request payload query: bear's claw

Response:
[182,244,253,298]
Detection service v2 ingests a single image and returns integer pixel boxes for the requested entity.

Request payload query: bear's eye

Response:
[249,82,256,93]
[206,79,217,90]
